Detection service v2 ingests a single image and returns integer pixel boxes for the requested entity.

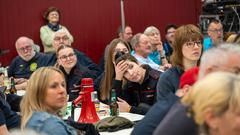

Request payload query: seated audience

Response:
[143,26,171,69]
[131,67,199,135]
[153,44,240,135]
[40,6,73,53]
[182,72,240,135]
[47,30,101,76]
[8,36,49,90]
[131,33,162,71]
[56,45,97,101]
[20,67,77,135]
[157,24,202,101]
[114,54,161,115]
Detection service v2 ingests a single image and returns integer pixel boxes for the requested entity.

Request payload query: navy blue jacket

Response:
[131,94,179,135]
[153,101,197,135]
[157,66,184,101]
[113,65,162,114]
[0,94,20,129]
[8,52,49,78]
[60,63,98,101]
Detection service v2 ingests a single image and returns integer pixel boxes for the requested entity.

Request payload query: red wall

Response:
[0,0,201,66]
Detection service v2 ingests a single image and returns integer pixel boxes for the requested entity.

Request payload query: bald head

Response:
[15,36,35,61]
[199,44,240,79]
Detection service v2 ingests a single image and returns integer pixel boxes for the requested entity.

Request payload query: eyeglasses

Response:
[17,45,32,53]
[184,41,202,48]
[208,29,223,33]
[54,36,69,42]
[59,53,76,62]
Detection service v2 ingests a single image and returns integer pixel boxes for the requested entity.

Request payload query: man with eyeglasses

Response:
[131,33,164,72]
[47,29,101,76]
[163,24,177,61]
[8,36,49,90]
[203,19,224,51]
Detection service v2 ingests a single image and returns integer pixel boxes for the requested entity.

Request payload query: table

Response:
[74,103,144,135]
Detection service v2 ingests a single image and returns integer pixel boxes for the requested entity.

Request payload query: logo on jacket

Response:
[30,63,38,72]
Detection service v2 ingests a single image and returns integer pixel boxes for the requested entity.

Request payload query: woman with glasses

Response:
[56,45,96,101]
[157,24,203,101]
[40,7,73,53]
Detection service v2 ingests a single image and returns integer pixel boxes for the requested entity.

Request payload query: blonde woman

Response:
[20,67,77,135]
[182,72,240,135]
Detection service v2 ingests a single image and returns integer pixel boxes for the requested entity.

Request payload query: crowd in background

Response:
[0,6,240,135]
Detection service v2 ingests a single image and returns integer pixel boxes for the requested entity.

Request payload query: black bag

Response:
[66,120,100,135]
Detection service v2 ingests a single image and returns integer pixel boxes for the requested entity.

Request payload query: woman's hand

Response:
[115,60,129,80]
[117,97,131,112]
[156,41,163,54]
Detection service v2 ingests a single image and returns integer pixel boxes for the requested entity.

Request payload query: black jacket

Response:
[60,62,97,101]
[113,65,162,115]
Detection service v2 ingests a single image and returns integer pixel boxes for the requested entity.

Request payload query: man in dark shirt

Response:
[8,37,49,90]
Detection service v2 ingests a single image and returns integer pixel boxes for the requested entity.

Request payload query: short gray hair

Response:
[143,26,160,36]
[130,33,142,50]
[52,29,72,42]
[199,44,240,79]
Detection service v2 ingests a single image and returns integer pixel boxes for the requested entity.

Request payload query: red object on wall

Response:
[0,0,201,66]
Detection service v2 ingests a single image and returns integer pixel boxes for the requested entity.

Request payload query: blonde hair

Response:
[20,67,65,129]
[182,72,240,134]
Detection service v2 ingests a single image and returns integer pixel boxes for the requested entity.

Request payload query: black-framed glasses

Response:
[59,53,76,62]
[18,45,32,53]
[185,41,202,48]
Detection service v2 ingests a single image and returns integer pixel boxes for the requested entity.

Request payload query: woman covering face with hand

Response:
[113,54,161,115]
